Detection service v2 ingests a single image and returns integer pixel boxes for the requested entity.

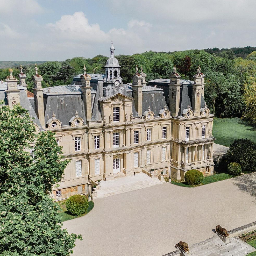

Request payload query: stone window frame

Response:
[95,158,100,175]
[113,157,120,173]
[134,151,139,168]
[113,106,120,122]
[75,136,81,152]
[113,132,120,148]
[202,125,206,139]
[185,127,190,141]
[94,135,100,149]
[162,126,167,139]
[146,149,151,165]
[161,146,167,162]
[146,128,152,141]
[75,160,82,178]
[134,130,139,144]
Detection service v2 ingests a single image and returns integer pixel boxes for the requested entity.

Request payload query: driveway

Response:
[63,176,256,256]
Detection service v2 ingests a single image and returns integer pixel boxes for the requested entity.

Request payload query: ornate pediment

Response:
[144,106,154,120]
[69,111,84,127]
[46,113,62,130]
[200,106,210,117]
[100,93,133,103]
[182,106,194,118]
[159,105,170,118]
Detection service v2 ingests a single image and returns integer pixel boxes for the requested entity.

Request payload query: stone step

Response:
[93,173,163,199]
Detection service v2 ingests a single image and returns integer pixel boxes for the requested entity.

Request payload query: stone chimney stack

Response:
[6,68,20,109]
[80,65,92,122]
[19,65,27,89]
[33,64,45,128]
[132,66,143,116]
[193,66,204,116]
[169,67,181,117]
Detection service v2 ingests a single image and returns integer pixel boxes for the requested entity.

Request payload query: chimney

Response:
[6,68,20,109]
[80,65,92,122]
[193,66,204,116]
[169,67,181,117]
[132,66,143,116]
[33,65,45,128]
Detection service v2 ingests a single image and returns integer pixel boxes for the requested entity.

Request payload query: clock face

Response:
[114,80,120,86]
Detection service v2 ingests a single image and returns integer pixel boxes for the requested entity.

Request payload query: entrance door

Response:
[113,158,120,174]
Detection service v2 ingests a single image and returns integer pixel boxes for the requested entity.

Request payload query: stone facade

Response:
[1,44,214,200]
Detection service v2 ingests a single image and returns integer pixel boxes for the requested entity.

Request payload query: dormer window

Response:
[113,107,120,122]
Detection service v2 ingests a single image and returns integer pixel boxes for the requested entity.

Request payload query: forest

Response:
[1,46,256,124]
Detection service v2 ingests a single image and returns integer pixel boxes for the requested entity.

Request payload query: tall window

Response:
[202,145,205,160]
[113,158,120,173]
[94,135,100,149]
[185,127,190,141]
[95,158,100,175]
[134,131,139,144]
[202,125,206,139]
[134,152,139,168]
[75,137,81,151]
[113,107,120,122]
[76,160,82,177]
[113,132,119,148]
[147,150,151,164]
[162,127,167,139]
[162,147,167,161]
[147,128,152,141]
[185,147,189,163]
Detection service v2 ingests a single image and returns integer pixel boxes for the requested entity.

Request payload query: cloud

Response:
[0,23,20,39]
[0,0,43,15]
[47,12,108,43]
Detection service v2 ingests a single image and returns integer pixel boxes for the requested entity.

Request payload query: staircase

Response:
[92,173,163,199]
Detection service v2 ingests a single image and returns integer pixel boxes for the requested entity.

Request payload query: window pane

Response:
[185,127,190,141]
[134,152,139,168]
[95,158,100,175]
[113,107,120,122]
[75,137,81,151]
[94,135,100,149]
[76,160,82,177]
[162,147,166,161]
[113,132,119,147]
[147,129,151,141]
[134,131,139,144]
[147,150,151,164]
[162,127,167,139]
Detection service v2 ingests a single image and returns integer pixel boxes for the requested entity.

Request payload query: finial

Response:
[75,110,78,116]
[110,41,115,57]
[9,68,13,78]
[35,64,38,75]
[20,65,23,74]
[52,112,56,118]
[83,64,87,75]
[197,66,201,75]
[172,66,177,74]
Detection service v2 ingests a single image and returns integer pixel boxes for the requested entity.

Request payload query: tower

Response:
[193,66,204,116]
[169,67,181,117]
[104,43,122,86]
[80,65,92,122]
[33,65,45,128]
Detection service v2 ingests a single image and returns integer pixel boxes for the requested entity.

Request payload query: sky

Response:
[0,0,256,61]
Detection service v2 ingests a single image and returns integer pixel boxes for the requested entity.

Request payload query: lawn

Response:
[213,118,256,147]
[239,230,256,255]
[171,173,232,187]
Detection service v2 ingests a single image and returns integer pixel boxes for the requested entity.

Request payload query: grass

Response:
[239,230,256,255]
[171,173,232,187]
[58,200,94,222]
[213,117,256,147]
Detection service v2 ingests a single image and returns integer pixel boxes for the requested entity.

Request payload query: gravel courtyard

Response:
[63,176,256,256]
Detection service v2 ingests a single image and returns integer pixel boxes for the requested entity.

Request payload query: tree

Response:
[225,139,256,173]
[0,104,81,255]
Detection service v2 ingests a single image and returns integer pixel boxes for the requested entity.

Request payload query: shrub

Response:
[66,195,88,216]
[226,139,256,173]
[185,169,204,185]
[228,162,242,176]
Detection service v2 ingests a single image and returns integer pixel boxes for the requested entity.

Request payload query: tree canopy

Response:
[0,104,81,255]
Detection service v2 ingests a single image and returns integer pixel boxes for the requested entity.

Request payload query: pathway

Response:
[63,175,256,256]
